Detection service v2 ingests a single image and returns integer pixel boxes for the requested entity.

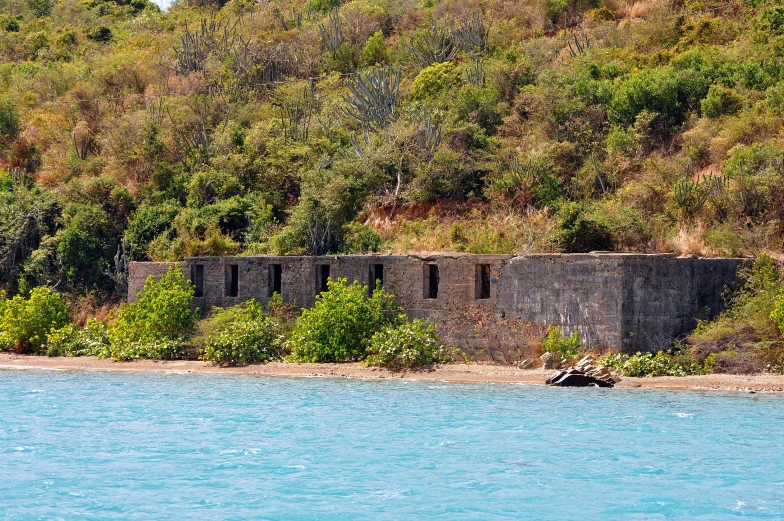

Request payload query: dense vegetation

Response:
[0,268,453,367]
[1,0,784,370]
[2,0,784,304]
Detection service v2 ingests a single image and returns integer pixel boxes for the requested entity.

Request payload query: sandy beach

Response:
[1,353,783,394]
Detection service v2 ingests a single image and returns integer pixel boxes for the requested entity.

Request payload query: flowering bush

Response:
[364,319,454,369]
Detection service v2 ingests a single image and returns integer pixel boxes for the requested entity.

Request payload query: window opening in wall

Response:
[476,264,491,300]
[424,264,439,299]
[269,264,282,297]
[369,264,384,294]
[192,265,204,298]
[316,264,330,294]
[226,264,239,297]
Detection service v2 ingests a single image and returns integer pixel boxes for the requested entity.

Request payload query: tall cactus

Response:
[319,8,343,53]
[566,26,591,57]
[674,178,709,217]
[405,22,458,67]
[279,83,315,143]
[174,11,239,75]
[343,65,402,131]
[454,13,490,54]
[465,55,485,86]
[416,109,441,159]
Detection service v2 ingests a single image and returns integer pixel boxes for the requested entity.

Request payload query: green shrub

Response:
[104,267,198,360]
[288,278,401,362]
[701,85,742,119]
[771,292,784,338]
[360,31,386,66]
[598,351,705,377]
[364,319,453,369]
[541,326,580,359]
[200,299,285,365]
[342,222,383,253]
[689,255,784,371]
[0,287,69,354]
[609,67,707,138]
[550,203,614,253]
[411,61,459,100]
[46,319,108,357]
[0,99,19,146]
[760,7,784,35]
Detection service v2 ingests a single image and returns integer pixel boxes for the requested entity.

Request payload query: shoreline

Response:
[1,353,783,394]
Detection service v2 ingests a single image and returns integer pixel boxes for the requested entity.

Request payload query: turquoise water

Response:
[1,370,783,519]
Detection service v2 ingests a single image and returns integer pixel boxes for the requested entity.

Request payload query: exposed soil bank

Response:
[1,353,783,394]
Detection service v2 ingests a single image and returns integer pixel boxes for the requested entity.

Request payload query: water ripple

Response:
[0,370,782,519]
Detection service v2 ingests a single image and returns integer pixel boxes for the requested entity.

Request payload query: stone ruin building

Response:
[129,253,745,353]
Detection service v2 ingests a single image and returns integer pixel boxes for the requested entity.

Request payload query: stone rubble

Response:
[546,356,618,388]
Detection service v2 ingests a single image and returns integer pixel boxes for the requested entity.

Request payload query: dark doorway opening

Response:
[316,264,330,294]
[369,264,384,294]
[268,264,282,297]
[424,264,439,299]
[476,264,491,299]
[192,265,204,298]
[226,264,239,297]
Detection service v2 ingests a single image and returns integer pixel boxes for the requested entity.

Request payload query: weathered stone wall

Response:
[128,261,180,300]
[495,254,626,349]
[128,253,745,352]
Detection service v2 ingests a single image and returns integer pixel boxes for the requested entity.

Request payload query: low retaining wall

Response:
[128,253,745,352]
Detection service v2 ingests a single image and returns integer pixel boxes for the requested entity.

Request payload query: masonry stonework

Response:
[128,253,745,352]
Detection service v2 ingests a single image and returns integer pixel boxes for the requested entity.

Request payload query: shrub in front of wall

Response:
[364,319,454,369]
[104,267,198,361]
[541,326,581,360]
[200,299,285,366]
[46,319,109,357]
[0,287,69,354]
[287,278,401,363]
[598,351,705,377]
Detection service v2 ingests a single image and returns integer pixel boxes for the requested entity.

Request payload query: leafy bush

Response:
[46,319,108,357]
[689,255,783,371]
[701,85,742,119]
[104,267,198,361]
[360,31,386,66]
[760,7,784,35]
[0,99,19,146]
[550,203,614,253]
[0,287,69,354]
[200,299,285,365]
[771,291,784,338]
[288,278,400,362]
[411,62,459,100]
[541,326,580,359]
[599,351,705,377]
[364,319,453,369]
[609,67,706,138]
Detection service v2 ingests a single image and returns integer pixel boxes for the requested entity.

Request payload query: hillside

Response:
[1,0,783,301]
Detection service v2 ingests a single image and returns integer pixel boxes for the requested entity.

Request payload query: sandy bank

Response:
[1,353,783,394]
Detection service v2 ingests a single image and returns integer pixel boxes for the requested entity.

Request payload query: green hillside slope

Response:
[1,0,783,299]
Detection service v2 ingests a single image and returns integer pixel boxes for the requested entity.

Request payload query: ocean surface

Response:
[1,369,782,520]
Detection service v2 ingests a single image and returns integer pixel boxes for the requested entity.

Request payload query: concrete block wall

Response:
[128,253,745,352]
